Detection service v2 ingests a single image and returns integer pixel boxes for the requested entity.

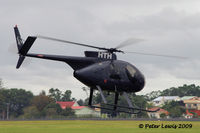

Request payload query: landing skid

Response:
[88,86,159,116]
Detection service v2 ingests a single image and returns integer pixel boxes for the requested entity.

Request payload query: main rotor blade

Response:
[125,51,187,59]
[37,35,108,51]
[115,38,145,49]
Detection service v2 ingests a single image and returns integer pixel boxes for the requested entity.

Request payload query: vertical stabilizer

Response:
[14,25,36,68]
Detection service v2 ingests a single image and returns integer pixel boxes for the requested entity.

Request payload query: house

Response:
[56,101,79,109]
[147,107,169,119]
[72,106,101,117]
[56,101,101,117]
[152,96,180,106]
[183,97,200,118]
[183,97,200,110]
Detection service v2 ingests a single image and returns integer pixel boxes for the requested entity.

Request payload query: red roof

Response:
[56,101,88,110]
[148,107,160,112]
[56,101,75,109]
[148,107,169,115]
[186,110,193,116]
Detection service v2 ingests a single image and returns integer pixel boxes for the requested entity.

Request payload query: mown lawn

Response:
[0,120,199,133]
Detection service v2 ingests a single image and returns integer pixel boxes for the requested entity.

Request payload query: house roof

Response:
[148,107,160,111]
[56,101,75,109]
[180,96,196,101]
[148,107,169,115]
[153,96,180,102]
[183,97,200,104]
[56,101,101,112]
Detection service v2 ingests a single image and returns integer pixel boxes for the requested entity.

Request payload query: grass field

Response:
[0,120,200,133]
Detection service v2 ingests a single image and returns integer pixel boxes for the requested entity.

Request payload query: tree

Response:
[62,90,74,101]
[31,93,54,112]
[0,88,33,119]
[145,90,162,101]
[162,101,185,118]
[40,90,46,96]
[169,106,184,118]
[145,84,200,100]
[44,102,62,116]
[22,106,40,119]
[45,108,57,118]
[77,99,84,106]
[3,88,33,117]
[60,108,75,117]
[48,88,75,101]
[130,95,149,118]
[160,113,167,118]
[49,88,62,101]
[160,84,200,97]
[82,87,89,97]
[0,91,6,119]
[0,78,3,89]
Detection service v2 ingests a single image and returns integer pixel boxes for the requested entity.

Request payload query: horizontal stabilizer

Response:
[16,55,25,69]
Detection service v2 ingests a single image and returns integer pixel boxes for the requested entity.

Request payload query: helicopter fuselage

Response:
[26,51,145,93]
[74,60,145,93]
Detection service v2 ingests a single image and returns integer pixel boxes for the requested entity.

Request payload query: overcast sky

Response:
[1,0,200,100]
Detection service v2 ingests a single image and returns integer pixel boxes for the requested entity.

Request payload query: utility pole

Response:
[2,110,5,120]
[6,103,9,120]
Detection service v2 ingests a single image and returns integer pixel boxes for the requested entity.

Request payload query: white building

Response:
[152,96,180,106]
[56,101,101,117]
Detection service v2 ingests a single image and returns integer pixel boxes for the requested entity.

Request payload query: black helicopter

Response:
[14,26,184,115]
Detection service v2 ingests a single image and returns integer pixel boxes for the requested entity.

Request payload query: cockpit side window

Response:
[109,62,121,80]
[126,65,136,77]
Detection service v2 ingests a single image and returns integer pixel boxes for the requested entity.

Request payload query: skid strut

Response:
[123,92,133,108]
[88,86,160,115]
[88,88,94,106]
[96,85,107,104]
